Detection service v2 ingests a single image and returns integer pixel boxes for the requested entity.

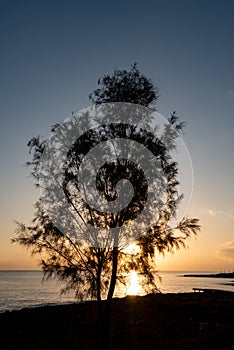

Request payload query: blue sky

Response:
[0,0,234,270]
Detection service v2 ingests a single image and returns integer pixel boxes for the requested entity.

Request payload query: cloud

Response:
[218,241,234,261]
[228,90,234,96]
[207,209,234,219]
[207,209,223,217]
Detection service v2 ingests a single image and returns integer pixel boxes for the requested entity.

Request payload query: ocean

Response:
[0,270,233,313]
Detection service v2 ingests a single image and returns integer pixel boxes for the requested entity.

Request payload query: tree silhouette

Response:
[89,63,158,107]
[13,64,200,313]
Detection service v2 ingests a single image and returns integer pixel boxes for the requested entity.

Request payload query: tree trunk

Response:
[97,267,102,313]
[107,246,118,301]
[96,255,103,323]
[102,245,119,349]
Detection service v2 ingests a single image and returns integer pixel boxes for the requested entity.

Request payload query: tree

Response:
[13,64,200,312]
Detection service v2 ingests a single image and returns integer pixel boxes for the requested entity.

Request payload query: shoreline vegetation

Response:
[1,292,234,349]
[183,272,234,278]
[183,272,234,286]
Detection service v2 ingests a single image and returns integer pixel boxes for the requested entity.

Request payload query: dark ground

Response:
[0,292,234,350]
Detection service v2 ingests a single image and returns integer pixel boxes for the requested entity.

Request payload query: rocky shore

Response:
[0,292,234,349]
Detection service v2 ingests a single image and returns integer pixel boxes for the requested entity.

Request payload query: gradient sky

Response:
[0,0,234,271]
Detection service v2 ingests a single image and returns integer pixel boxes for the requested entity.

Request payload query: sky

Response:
[0,0,234,271]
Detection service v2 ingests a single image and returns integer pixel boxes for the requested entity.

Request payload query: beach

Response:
[1,292,234,349]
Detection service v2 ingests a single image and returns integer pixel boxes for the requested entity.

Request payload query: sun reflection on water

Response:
[127,270,141,295]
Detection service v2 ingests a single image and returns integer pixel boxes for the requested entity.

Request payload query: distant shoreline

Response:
[183,272,234,278]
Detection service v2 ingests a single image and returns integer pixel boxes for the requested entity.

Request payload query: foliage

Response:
[89,63,159,107]
[13,64,200,303]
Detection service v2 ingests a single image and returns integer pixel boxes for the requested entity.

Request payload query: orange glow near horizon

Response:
[1,205,234,271]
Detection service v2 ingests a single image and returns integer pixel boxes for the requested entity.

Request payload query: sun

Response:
[127,270,140,295]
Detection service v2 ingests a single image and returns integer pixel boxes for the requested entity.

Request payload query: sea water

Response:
[0,270,233,312]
